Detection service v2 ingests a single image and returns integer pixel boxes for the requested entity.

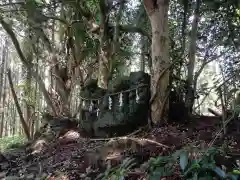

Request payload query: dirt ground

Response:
[1,115,240,179]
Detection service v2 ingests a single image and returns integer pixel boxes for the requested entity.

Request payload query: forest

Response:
[0,0,240,179]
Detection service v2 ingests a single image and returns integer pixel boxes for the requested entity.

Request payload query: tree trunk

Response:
[140,36,147,72]
[7,69,31,140]
[98,0,111,89]
[4,116,7,137]
[144,0,170,123]
[25,67,33,134]
[185,0,201,114]
[0,67,7,138]
[1,50,9,137]
[0,38,7,137]
[11,100,16,135]
[23,30,35,135]
[51,55,71,115]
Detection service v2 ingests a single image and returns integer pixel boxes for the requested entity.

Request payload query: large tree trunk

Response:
[50,55,71,116]
[97,0,111,89]
[144,0,170,123]
[185,0,201,114]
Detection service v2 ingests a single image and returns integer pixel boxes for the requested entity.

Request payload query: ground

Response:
[1,115,240,179]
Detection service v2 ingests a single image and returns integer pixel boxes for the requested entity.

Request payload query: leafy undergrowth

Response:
[1,120,240,179]
[0,135,27,151]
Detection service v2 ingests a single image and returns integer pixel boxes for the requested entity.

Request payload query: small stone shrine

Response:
[80,71,150,137]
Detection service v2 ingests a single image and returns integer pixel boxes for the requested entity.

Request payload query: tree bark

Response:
[0,63,7,138]
[11,100,16,135]
[144,0,170,123]
[2,45,9,137]
[98,0,111,89]
[140,36,147,72]
[25,66,33,134]
[185,0,201,114]
[0,38,7,137]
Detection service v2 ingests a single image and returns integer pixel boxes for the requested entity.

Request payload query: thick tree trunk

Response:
[50,55,71,115]
[144,0,170,123]
[98,0,111,89]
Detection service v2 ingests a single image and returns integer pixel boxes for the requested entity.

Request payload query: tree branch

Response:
[119,25,151,40]
[41,9,152,41]
[193,48,231,87]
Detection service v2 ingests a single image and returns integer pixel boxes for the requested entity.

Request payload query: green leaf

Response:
[180,151,189,171]
[233,169,240,174]
[183,160,200,177]
[201,163,215,170]
[150,167,164,180]
[151,174,162,180]
[214,167,226,178]
[110,174,119,180]
[95,12,100,25]
[191,159,200,169]
[153,156,171,166]
[121,158,136,169]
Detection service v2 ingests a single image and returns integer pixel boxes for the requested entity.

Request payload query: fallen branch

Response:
[88,136,170,149]
[208,113,235,147]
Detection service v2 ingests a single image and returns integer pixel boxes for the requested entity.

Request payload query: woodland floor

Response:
[1,116,240,180]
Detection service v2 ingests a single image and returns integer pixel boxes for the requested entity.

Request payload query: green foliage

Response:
[148,156,175,179]
[147,147,240,179]
[98,147,240,180]
[0,135,27,151]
